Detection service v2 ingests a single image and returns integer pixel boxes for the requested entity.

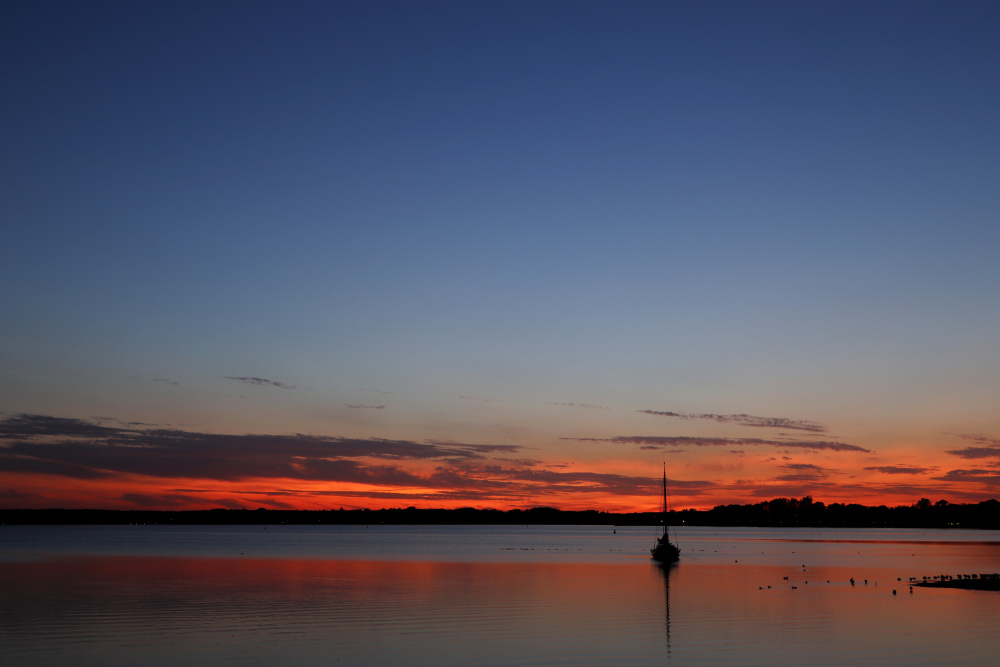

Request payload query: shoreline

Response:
[3,504,1000,529]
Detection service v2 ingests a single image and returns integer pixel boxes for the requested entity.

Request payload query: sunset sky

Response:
[3,1,1000,513]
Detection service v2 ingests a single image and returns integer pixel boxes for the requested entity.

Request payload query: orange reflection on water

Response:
[4,548,1000,666]
[1,555,672,666]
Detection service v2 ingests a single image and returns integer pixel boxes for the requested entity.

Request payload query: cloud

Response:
[224,376,295,389]
[346,404,385,409]
[863,465,931,475]
[774,463,831,482]
[946,435,1000,460]
[0,414,723,504]
[563,435,870,453]
[493,457,544,467]
[92,416,161,429]
[947,447,1000,460]
[638,410,826,433]
[425,440,518,455]
[0,414,124,440]
[0,413,519,483]
[932,469,1000,486]
[959,434,1000,445]
[468,465,714,496]
[782,463,827,472]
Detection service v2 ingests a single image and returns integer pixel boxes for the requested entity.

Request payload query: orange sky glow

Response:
[2,409,997,513]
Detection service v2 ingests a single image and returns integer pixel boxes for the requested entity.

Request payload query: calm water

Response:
[2,525,999,666]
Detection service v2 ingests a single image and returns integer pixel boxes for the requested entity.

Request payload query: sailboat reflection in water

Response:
[651,464,681,563]
[654,556,674,661]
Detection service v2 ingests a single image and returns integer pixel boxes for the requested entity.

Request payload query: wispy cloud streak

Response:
[946,434,1000,460]
[864,465,932,475]
[775,462,831,481]
[638,410,826,433]
[933,469,1000,486]
[563,435,869,453]
[224,376,295,389]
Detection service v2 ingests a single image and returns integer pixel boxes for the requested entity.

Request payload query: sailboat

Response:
[651,464,681,563]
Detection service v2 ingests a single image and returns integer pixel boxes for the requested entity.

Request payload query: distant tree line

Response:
[684,496,1000,529]
[2,497,998,529]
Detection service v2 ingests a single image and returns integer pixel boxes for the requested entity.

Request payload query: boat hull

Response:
[651,538,680,563]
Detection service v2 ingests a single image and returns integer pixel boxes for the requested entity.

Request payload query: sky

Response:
[2,0,1000,513]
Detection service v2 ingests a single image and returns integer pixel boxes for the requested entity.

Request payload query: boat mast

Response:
[661,463,667,537]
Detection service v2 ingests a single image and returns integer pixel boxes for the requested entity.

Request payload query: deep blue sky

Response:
[2,1,999,510]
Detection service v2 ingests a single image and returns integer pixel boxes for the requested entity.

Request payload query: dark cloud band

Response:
[0,414,713,501]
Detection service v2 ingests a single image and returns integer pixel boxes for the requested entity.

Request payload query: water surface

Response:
[2,525,998,665]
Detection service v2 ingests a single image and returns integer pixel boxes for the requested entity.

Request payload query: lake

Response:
[2,525,999,665]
